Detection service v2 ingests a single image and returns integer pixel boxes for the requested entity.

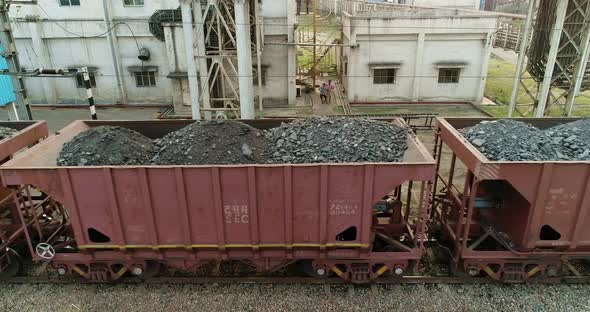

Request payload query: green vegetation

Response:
[483,56,590,117]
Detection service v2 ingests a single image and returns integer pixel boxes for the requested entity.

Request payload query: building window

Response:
[438,68,461,84]
[69,69,97,88]
[135,71,157,87]
[373,68,396,84]
[253,66,269,86]
[123,0,144,6]
[59,0,80,6]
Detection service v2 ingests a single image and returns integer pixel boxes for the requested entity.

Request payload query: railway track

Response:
[3,275,590,285]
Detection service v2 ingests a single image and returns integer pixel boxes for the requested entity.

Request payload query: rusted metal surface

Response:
[0,121,49,277]
[435,117,590,281]
[0,119,436,282]
[0,121,48,163]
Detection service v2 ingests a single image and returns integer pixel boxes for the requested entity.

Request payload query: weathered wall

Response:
[410,0,480,9]
[9,0,295,108]
[347,34,417,102]
[342,14,497,103]
[258,35,289,106]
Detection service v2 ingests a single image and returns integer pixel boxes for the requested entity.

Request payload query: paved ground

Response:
[0,106,163,132]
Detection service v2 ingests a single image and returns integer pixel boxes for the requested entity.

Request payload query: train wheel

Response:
[0,248,23,278]
[300,260,331,278]
[131,261,161,279]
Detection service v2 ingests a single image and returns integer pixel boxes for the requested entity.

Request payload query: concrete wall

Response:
[12,17,172,104]
[10,0,176,19]
[410,0,480,9]
[341,14,497,103]
[9,0,295,108]
[258,35,289,106]
[348,34,417,102]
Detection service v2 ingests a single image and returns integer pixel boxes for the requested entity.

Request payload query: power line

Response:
[36,4,141,55]
[13,16,588,32]
[6,72,575,80]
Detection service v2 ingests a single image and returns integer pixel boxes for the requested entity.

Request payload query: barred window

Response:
[373,68,396,84]
[124,0,144,6]
[68,69,97,88]
[135,71,157,87]
[59,0,80,6]
[438,68,461,84]
[253,66,269,86]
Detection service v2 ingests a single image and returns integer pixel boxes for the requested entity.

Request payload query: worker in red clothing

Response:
[306,0,311,14]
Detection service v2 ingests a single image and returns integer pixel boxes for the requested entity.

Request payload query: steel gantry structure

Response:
[180,0,261,120]
[509,0,590,117]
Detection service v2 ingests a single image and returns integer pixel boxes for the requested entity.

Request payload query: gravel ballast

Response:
[461,119,590,161]
[268,117,408,163]
[0,126,17,140]
[57,126,155,166]
[151,120,270,165]
[1,283,589,312]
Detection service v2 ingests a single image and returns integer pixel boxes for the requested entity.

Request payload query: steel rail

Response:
[2,275,590,285]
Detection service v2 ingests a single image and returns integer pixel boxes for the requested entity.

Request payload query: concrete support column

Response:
[476,31,494,103]
[102,0,127,104]
[287,0,297,105]
[235,0,255,119]
[181,0,202,120]
[412,32,425,102]
[535,0,569,117]
[163,25,185,113]
[29,21,57,104]
[193,2,212,120]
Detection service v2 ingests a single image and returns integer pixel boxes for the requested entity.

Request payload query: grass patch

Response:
[484,55,590,117]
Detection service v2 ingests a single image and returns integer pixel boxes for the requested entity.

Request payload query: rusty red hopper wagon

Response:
[434,117,590,282]
[0,119,435,283]
[0,121,49,277]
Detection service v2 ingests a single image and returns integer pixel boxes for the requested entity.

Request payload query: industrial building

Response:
[338,6,498,104]
[7,0,295,117]
[5,0,501,116]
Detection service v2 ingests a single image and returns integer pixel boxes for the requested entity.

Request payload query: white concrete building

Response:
[409,0,481,10]
[339,8,497,104]
[8,0,295,115]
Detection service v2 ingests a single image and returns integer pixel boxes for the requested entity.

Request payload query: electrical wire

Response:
[13,14,586,32]
[35,3,142,57]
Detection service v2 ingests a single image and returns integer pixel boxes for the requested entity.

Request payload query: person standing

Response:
[297,0,302,15]
[306,0,311,14]
[326,80,335,104]
[319,83,328,104]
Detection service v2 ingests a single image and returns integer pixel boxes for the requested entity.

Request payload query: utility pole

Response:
[0,0,33,120]
[312,0,317,89]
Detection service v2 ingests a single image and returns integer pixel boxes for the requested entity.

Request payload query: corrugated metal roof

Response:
[0,46,16,106]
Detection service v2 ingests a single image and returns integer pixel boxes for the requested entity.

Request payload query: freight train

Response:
[0,117,587,283]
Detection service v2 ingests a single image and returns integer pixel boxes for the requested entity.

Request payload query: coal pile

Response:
[545,120,590,160]
[267,117,408,163]
[0,126,17,140]
[58,126,154,166]
[548,119,590,144]
[152,120,270,165]
[461,119,590,161]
